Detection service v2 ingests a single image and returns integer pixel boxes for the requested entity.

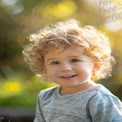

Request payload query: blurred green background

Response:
[0,0,122,109]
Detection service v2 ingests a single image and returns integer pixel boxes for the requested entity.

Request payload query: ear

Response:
[42,67,48,81]
[93,62,100,71]
[42,74,49,82]
[91,62,100,80]
[43,68,53,82]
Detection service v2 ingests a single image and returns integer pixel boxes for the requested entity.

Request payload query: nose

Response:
[59,63,72,72]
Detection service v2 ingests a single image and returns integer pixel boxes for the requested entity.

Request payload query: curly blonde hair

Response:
[23,19,115,80]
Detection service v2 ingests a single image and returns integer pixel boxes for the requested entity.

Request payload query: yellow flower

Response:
[3,81,21,93]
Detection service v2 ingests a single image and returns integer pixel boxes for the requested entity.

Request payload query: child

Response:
[23,19,122,122]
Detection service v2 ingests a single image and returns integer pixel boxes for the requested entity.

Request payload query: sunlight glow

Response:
[43,0,77,19]
[2,0,18,6]
[3,81,21,93]
[105,20,122,31]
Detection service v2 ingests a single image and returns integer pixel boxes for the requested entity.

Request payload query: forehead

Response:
[44,46,86,59]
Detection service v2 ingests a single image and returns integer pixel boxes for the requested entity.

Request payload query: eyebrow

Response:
[68,55,84,59]
[45,58,56,62]
[68,56,80,58]
[46,56,81,61]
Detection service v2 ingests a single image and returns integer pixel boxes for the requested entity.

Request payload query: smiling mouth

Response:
[59,75,77,79]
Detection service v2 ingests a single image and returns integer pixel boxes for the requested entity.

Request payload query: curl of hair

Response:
[22,19,115,80]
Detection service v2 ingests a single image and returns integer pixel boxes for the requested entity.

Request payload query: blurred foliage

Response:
[0,0,122,107]
[0,74,56,107]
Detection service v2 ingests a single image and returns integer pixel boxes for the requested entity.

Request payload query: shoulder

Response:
[37,86,59,101]
[87,84,122,121]
[89,84,122,107]
[93,84,121,99]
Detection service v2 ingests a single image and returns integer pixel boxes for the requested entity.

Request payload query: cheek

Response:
[77,66,93,81]
[78,64,93,74]
[46,67,57,80]
[47,68,54,75]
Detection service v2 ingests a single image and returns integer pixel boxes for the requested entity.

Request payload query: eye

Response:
[50,60,59,65]
[71,59,80,63]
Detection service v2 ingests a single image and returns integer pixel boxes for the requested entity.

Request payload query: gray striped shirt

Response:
[34,84,122,122]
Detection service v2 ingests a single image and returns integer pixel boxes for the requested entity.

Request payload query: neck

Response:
[60,81,96,95]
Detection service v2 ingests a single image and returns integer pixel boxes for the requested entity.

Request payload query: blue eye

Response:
[71,59,80,63]
[51,61,59,65]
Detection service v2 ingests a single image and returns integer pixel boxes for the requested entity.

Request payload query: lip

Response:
[59,74,77,79]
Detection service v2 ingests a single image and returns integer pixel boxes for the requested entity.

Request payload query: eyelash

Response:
[71,59,80,63]
[50,61,59,65]
[50,59,80,65]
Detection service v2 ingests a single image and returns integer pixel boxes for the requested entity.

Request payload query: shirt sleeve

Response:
[88,93,122,122]
[33,93,45,122]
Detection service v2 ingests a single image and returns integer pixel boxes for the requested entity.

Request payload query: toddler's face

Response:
[44,46,94,88]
